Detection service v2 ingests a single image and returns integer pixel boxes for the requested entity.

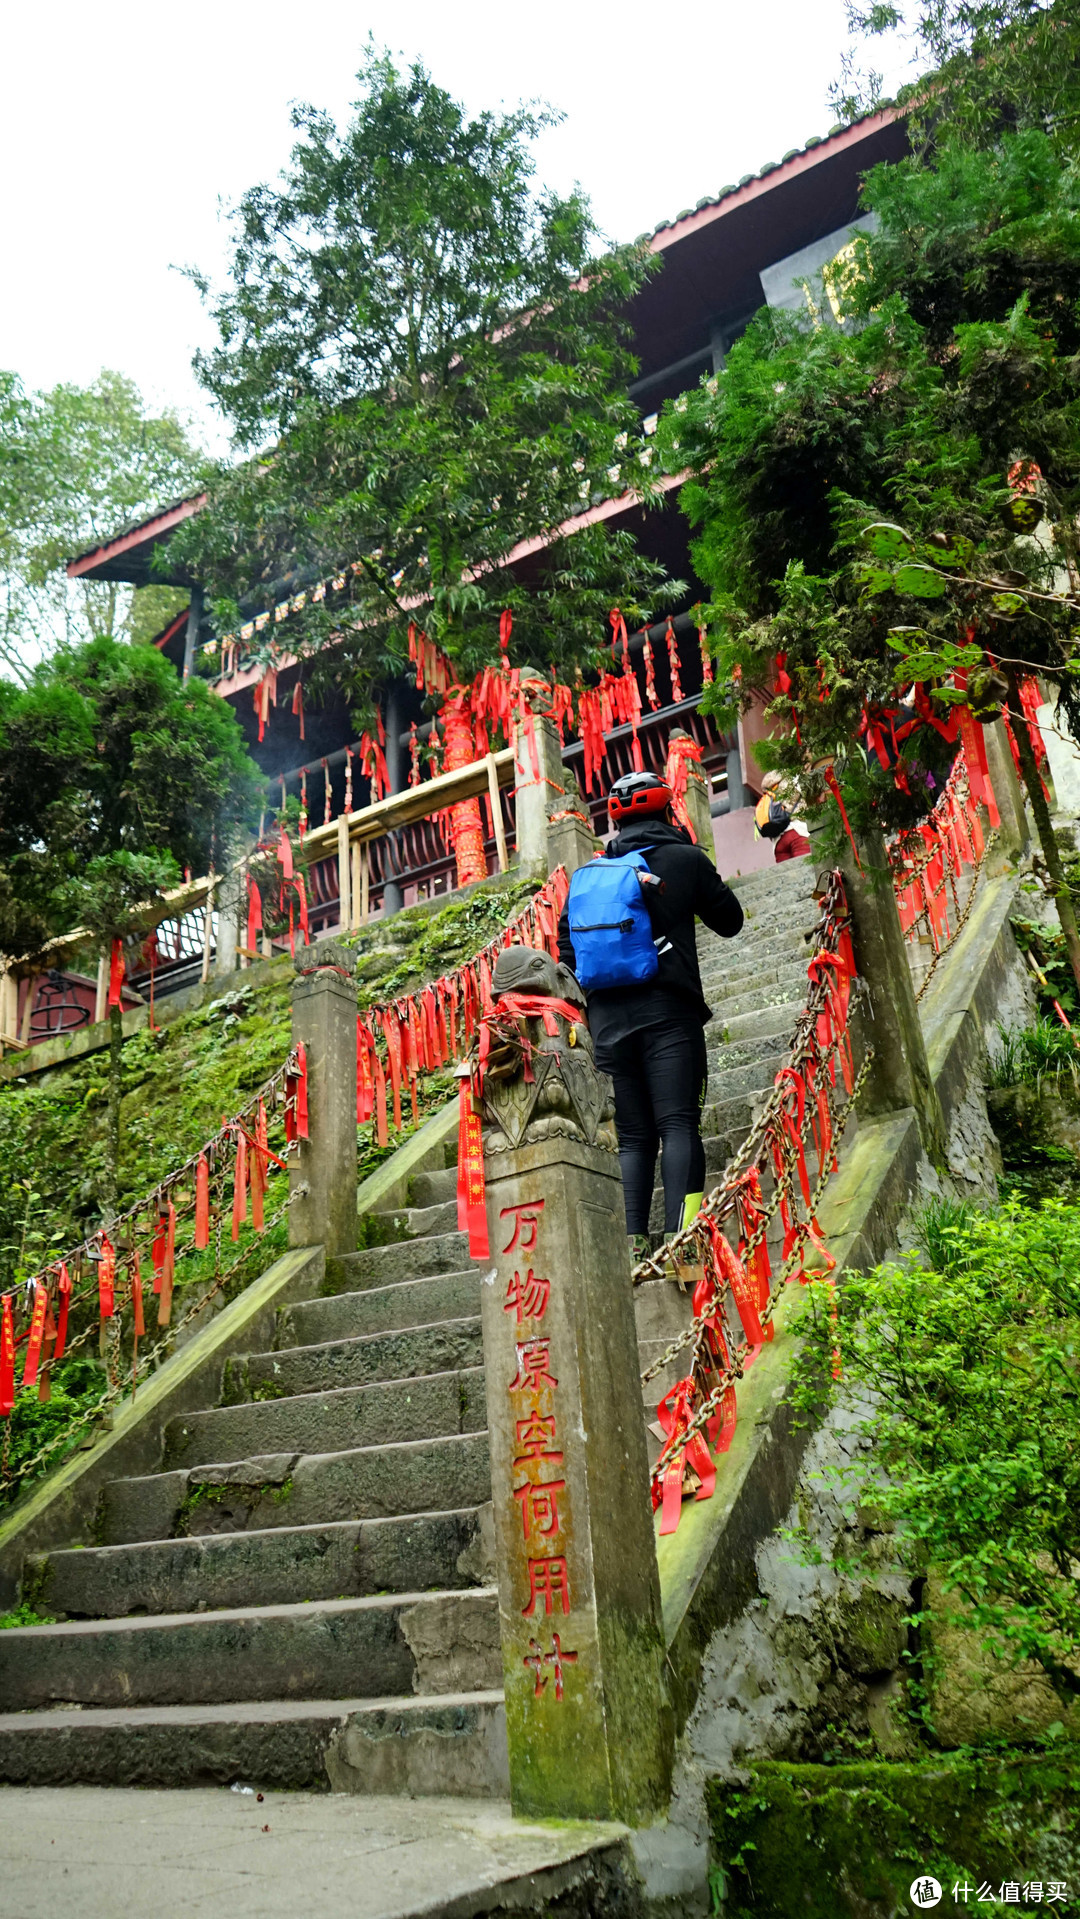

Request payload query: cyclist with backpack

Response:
[558,769,744,1260]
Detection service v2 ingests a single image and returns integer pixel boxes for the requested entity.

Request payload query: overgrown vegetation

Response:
[709,1749,1080,1918]
[795,1197,1080,1713]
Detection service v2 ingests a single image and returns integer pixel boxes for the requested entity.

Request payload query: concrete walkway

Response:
[0,1789,628,1919]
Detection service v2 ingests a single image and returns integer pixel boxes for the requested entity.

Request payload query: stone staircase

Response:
[0,853,825,1790]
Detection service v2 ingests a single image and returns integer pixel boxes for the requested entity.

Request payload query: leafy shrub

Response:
[989,1018,1080,1092]
[796,1198,1080,1709]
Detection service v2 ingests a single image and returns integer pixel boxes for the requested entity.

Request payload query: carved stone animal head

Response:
[491,943,559,997]
[491,942,586,1010]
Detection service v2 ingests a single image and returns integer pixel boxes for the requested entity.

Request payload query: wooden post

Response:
[19,977,35,1045]
[200,878,216,985]
[487,753,509,873]
[94,954,108,1024]
[0,969,17,1044]
[337,816,352,931]
[360,843,370,925]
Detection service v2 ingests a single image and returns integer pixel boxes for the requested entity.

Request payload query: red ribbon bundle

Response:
[666,618,684,704]
[194,1156,210,1250]
[0,1296,14,1417]
[21,1282,48,1388]
[98,1235,116,1318]
[285,1043,309,1142]
[456,1079,489,1259]
[107,940,126,1010]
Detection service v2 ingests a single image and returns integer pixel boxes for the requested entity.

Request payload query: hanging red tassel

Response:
[131,1250,146,1338]
[231,1131,248,1241]
[98,1234,116,1318]
[291,679,305,740]
[665,619,683,704]
[194,1155,210,1250]
[642,629,660,710]
[0,1295,14,1417]
[277,825,294,881]
[251,1102,268,1234]
[156,1200,176,1327]
[246,875,263,954]
[53,1262,71,1361]
[699,626,713,685]
[457,1079,489,1258]
[107,939,126,1010]
[21,1281,48,1388]
[499,607,512,663]
[823,766,863,871]
[285,1042,309,1142]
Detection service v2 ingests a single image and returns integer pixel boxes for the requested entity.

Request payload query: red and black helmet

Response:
[608,770,673,822]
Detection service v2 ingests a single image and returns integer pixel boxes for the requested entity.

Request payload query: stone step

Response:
[711,973,808,1023]
[162,1367,486,1471]
[0,1588,501,1713]
[393,1197,459,1240]
[26,1508,492,1620]
[329,1232,471,1291]
[706,1056,786,1103]
[282,1270,482,1347]
[699,933,813,985]
[224,1317,484,1402]
[100,1431,492,1545]
[0,1690,509,1795]
[407,1164,459,1210]
[721,1002,799,1045]
[708,1035,790,1082]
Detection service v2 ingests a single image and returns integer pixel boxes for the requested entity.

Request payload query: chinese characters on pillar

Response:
[500,1198,579,1701]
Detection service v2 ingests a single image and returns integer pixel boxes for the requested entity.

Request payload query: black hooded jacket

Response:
[556,818,744,1054]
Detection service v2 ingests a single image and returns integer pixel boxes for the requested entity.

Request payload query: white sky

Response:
[2,1,915,451]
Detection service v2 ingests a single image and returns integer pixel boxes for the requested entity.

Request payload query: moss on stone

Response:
[708,1750,1080,1916]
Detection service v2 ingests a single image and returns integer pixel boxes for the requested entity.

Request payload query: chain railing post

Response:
[288,940,358,1254]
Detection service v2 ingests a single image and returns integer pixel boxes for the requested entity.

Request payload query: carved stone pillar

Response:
[475,944,672,1824]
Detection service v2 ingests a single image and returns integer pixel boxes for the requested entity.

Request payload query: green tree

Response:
[835,0,1080,156]
[0,637,259,1211]
[0,369,205,683]
[171,46,674,710]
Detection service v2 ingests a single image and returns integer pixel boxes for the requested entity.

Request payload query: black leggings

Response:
[602,1022,708,1235]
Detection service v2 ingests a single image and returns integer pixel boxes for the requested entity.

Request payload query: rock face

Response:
[923,1571,1080,1749]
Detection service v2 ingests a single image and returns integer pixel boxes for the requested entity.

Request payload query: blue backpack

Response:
[567,851,658,991]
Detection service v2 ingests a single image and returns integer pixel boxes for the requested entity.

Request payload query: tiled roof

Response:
[641,106,901,247]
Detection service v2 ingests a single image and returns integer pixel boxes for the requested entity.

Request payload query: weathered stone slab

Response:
[0,1589,499,1711]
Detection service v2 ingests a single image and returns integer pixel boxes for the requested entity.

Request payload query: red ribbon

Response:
[107,939,126,1010]
[98,1234,116,1318]
[21,1282,48,1388]
[0,1296,14,1417]
[131,1250,146,1338]
[456,1080,489,1259]
[53,1262,71,1361]
[194,1156,210,1250]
